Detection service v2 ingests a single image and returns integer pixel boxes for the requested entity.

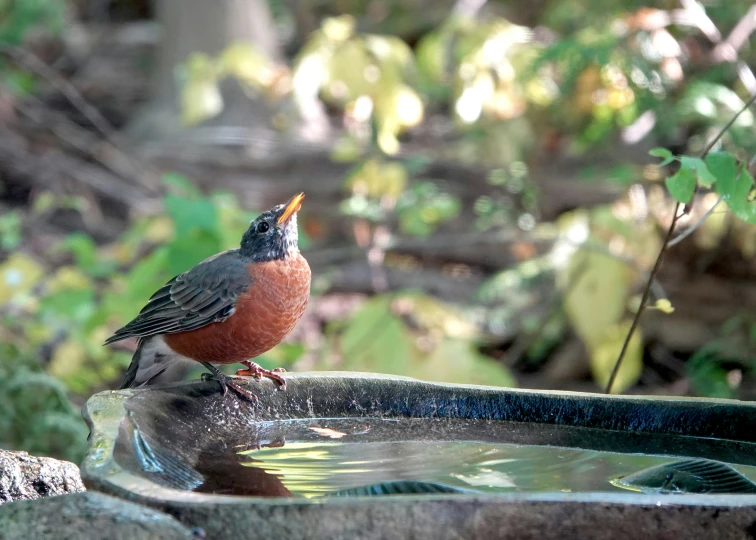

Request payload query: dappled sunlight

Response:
[1,0,756,465]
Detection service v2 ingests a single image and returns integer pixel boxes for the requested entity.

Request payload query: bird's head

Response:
[240,192,305,261]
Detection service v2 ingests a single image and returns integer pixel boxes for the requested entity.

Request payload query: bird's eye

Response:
[257,221,270,233]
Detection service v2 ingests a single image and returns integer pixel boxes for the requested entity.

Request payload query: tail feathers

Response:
[119,338,145,389]
[118,337,171,389]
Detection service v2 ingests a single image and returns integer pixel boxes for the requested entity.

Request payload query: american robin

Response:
[104,192,310,401]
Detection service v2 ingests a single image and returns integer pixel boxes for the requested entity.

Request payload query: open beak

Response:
[276,192,305,226]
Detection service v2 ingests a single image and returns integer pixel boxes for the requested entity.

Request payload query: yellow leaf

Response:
[144,216,175,244]
[653,299,674,314]
[525,77,557,106]
[396,293,477,339]
[48,339,88,379]
[184,52,217,79]
[0,252,44,305]
[345,159,407,198]
[412,338,516,387]
[219,42,275,89]
[321,15,356,42]
[48,266,91,292]
[590,321,643,394]
[695,202,729,250]
[394,85,424,128]
[732,218,756,258]
[364,35,414,85]
[180,55,223,126]
[372,84,423,154]
[32,191,57,214]
[325,40,374,102]
[111,243,137,265]
[24,322,54,344]
[377,126,400,155]
[330,136,363,163]
[415,31,447,84]
[381,162,408,199]
[86,325,111,360]
[561,250,631,347]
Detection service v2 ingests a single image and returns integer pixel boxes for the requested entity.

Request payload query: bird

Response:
[104,192,310,401]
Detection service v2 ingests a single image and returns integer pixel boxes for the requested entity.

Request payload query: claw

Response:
[226,378,259,403]
[201,363,259,403]
[236,361,287,390]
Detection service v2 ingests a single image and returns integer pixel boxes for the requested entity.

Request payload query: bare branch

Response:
[605,90,756,394]
[668,195,723,247]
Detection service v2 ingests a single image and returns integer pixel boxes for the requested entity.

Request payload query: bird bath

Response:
[82,372,756,539]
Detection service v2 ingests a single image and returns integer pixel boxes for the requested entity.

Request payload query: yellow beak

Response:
[277,192,305,226]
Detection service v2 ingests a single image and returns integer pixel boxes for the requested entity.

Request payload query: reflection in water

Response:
[611,459,756,494]
[192,445,294,497]
[330,481,474,497]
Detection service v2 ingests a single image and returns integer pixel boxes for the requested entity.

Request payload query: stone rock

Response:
[0,450,85,504]
[0,491,196,539]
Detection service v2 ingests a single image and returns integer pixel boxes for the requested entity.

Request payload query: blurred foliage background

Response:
[0,0,755,463]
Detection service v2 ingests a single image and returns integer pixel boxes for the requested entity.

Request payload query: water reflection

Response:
[192,443,294,497]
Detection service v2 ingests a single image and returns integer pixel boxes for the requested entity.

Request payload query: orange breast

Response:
[164,253,311,364]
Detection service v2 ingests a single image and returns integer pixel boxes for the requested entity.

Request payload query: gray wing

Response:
[104,250,252,344]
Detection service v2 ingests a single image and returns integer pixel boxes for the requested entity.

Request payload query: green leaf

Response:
[711,153,756,224]
[56,233,98,271]
[680,156,716,188]
[649,147,675,166]
[124,247,171,309]
[665,167,696,204]
[255,343,306,372]
[649,148,672,159]
[0,210,22,250]
[164,194,218,236]
[162,172,202,198]
[20,410,89,464]
[166,229,222,275]
[687,349,735,399]
[38,289,96,323]
[341,296,411,375]
[706,151,739,187]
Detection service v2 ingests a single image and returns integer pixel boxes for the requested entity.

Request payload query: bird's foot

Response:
[201,363,258,403]
[236,361,287,390]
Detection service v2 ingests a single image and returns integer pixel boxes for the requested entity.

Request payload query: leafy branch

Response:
[605,91,756,394]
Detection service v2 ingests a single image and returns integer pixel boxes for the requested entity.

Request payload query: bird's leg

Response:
[236,360,287,390]
[201,362,258,403]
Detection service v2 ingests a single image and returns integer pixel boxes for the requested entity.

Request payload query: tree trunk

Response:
[127,0,328,160]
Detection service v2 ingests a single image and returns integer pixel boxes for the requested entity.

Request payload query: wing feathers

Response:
[104,250,251,345]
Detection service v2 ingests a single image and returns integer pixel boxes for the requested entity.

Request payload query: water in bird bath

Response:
[179,417,756,498]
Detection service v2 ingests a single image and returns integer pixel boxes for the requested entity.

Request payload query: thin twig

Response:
[605,91,756,394]
[668,195,723,247]
[0,44,158,193]
[0,44,116,140]
[604,204,681,393]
